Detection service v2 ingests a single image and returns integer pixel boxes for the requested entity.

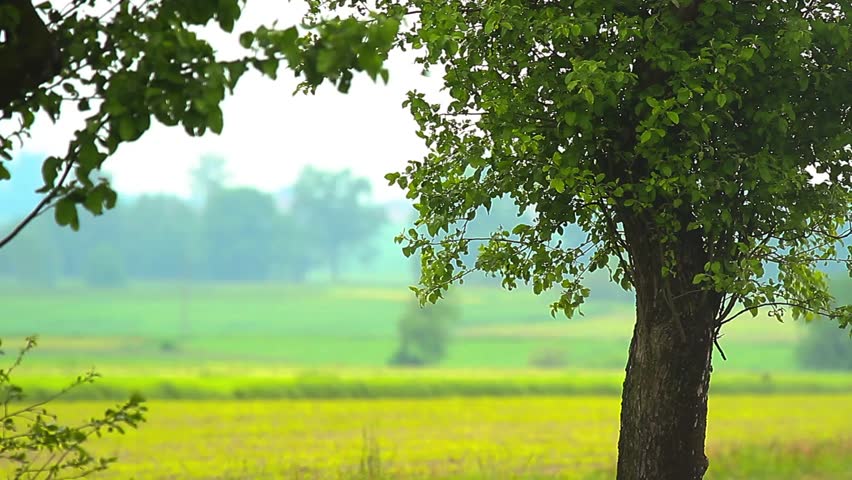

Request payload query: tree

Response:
[201,187,281,281]
[120,195,201,280]
[290,167,387,280]
[362,1,850,478]
[0,217,61,286]
[0,0,400,248]
[389,300,458,366]
[191,155,229,204]
[0,4,397,478]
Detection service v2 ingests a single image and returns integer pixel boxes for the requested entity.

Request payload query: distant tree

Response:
[389,300,458,367]
[120,195,200,280]
[191,155,229,203]
[201,187,281,281]
[82,243,127,288]
[0,217,61,286]
[798,319,852,370]
[270,213,318,283]
[290,167,387,280]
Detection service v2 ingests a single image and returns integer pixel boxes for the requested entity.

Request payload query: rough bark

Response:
[616,221,721,480]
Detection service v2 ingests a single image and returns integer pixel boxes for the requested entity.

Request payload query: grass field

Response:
[1,278,849,478]
[47,395,852,480]
[3,279,845,372]
[11,368,852,401]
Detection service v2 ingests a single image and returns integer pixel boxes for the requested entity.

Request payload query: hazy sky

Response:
[19,2,444,201]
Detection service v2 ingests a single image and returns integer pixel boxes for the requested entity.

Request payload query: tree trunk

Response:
[616,239,721,479]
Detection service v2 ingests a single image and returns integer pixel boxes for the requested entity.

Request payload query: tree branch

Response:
[719,301,839,326]
[0,159,73,250]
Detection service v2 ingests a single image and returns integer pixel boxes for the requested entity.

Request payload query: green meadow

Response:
[2,279,838,373]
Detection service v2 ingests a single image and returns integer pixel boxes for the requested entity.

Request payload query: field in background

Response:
[2,278,850,478]
[3,279,842,373]
[57,395,852,480]
[11,368,852,401]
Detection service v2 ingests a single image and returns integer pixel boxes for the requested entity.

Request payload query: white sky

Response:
[17,2,444,201]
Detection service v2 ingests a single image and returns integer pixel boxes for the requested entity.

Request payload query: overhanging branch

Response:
[0,159,73,250]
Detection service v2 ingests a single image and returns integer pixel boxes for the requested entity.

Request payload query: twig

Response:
[0,159,74,250]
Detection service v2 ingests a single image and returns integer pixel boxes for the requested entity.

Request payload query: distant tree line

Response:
[0,165,387,286]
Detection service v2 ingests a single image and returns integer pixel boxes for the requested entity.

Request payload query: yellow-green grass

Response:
[45,395,852,479]
[12,368,852,401]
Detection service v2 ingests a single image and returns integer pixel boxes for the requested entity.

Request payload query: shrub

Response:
[0,337,146,479]
[388,300,459,367]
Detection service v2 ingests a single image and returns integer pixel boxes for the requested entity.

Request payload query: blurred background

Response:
[0,150,848,376]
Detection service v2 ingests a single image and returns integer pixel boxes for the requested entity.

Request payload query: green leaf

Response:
[640,130,653,144]
[384,172,401,185]
[666,111,680,124]
[551,178,565,193]
[563,111,577,125]
[239,31,254,48]
[376,17,399,45]
[208,107,224,134]
[118,117,136,141]
[78,142,101,170]
[716,93,727,108]
[41,156,61,188]
[84,187,106,215]
[55,198,80,231]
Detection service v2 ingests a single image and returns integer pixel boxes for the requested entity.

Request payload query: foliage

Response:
[454,196,531,285]
[373,0,852,329]
[797,319,852,370]
[389,300,459,366]
[200,187,282,281]
[5,224,60,287]
[0,337,146,479]
[118,195,201,280]
[0,0,399,248]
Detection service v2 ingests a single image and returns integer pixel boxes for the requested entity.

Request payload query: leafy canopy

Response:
[365,0,851,329]
[0,0,399,243]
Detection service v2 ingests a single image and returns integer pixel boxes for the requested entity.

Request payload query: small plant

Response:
[357,429,384,480]
[0,336,147,479]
